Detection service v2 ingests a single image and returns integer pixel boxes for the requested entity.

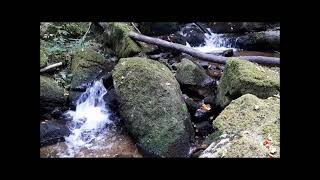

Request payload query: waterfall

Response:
[58,80,114,157]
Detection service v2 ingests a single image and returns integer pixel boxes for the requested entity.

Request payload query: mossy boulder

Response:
[40,76,65,116]
[206,94,280,157]
[69,48,114,104]
[214,94,279,134]
[175,58,214,98]
[103,22,141,58]
[176,58,213,87]
[112,57,194,157]
[200,134,269,158]
[40,49,48,68]
[216,58,279,108]
[139,22,180,36]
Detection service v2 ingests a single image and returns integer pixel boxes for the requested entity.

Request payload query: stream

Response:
[40,25,279,158]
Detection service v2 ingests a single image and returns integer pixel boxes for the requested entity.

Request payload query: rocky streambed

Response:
[40,22,280,158]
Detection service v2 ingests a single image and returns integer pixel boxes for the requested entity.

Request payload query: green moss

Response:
[223,135,269,158]
[216,58,280,108]
[175,58,208,86]
[70,48,106,88]
[40,76,64,102]
[112,57,192,157]
[40,49,48,68]
[104,22,141,58]
[259,121,280,146]
[213,94,280,135]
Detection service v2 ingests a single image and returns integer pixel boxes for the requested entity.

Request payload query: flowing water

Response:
[186,29,237,53]
[57,80,114,157]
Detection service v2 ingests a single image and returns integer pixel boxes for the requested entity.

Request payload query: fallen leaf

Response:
[201,104,211,111]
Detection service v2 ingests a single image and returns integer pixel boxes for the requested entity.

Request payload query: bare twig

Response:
[194,22,211,35]
[131,22,141,34]
[40,62,63,73]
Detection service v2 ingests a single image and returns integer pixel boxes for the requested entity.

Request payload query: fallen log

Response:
[40,62,63,73]
[128,32,280,66]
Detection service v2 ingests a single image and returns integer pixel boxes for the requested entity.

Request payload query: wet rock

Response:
[40,120,70,147]
[103,88,119,113]
[40,48,48,68]
[203,94,280,158]
[69,48,115,104]
[182,94,201,112]
[40,76,66,116]
[194,121,214,137]
[235,30,280,51]
[103,22,141,58]
[207,22,279,34]
[112,57,194,157]
[173,23,206,46]
[139,22,180,36]
[216,58,280,108]
[222,49,233,57]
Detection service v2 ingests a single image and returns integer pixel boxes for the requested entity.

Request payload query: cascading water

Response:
[186,29,237,53]
[57,80,115,157]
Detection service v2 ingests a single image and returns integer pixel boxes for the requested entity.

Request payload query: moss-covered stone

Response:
[176,58,213,86]
[103,22,141,58]
[223,135,269,158]
[259,121,280,146]
[40,49,48,68]
[40,76,65,115]
[203,94,280,158]
[112,57,193,157]
[70,48,114,103]
[216,58,280,108]
[213,94,279,135]
[139,22,180,36]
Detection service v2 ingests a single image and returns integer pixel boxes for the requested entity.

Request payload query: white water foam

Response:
[186,29,237,54]
[58,80,114,157]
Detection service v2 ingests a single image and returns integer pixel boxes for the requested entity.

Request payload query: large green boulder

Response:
[112,57,194,157]
[202,94,280,158]
[216,58,279,108]
[103,22,141,58]
[40,76,65,115]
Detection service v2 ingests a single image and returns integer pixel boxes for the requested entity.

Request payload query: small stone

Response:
[254,105,260,110]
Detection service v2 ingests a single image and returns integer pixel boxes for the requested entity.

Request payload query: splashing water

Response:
[186,29,237,53]
[58,80,114,157]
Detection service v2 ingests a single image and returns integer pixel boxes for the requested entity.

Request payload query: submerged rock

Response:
[103,22,141,58]
[40,120,70,147]
[40,76,65,116]
[112,57,194,157]
[69,48,114,104]
[201,94,280,158]
[216,58,279,108]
